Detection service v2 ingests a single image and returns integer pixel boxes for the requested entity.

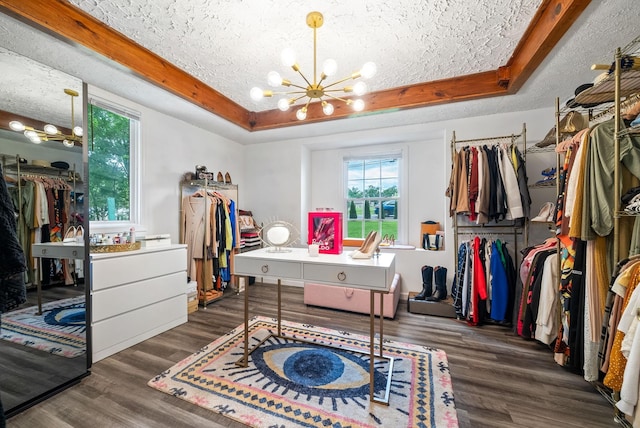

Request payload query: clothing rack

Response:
[450,123,529,271]
[180,178,239,308]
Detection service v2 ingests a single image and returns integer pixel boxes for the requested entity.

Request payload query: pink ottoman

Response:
[303,273,401,319]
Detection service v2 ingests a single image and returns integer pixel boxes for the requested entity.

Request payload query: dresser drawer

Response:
[303,263,391,291]
[234,257,302,279]
[91,248,187,291]
[32,243,84,260]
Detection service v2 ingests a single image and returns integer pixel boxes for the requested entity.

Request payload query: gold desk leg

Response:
[277,279,282,336]
[379,292,384,358]
[369,290,375,401]
[36,256,42,315]
[242,272,249,368]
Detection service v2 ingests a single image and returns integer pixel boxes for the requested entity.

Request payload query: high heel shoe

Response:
[63,226,77,244]
[379,234,390,246]
[351,231,381,259]
[76,225,85,244]
[357,231,375,251]
[531,202,555,222]
[224,172,232,184]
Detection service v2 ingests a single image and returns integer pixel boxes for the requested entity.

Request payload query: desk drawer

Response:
[235,257,302,279]
[303,263,389,291]
[32,244,84,260]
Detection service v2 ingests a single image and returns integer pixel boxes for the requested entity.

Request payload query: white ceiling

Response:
[0,0,638,145]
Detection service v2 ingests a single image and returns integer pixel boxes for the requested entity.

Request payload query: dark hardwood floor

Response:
[6,283,621,428]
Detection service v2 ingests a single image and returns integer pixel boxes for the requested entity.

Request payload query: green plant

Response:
[349,201,357,219]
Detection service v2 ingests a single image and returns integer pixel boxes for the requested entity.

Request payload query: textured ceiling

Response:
[0,0,638,145]
[69,0,541,111]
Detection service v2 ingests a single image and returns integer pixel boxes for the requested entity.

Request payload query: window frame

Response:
[343,149,406,243]
[87,96,141,233]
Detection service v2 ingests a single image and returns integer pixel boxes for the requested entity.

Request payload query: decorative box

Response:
[308,211,343,254]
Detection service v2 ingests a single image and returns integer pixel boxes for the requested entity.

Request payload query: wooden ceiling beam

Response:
[0,0,254,130]
[250,70,509,131]
[504,0,592,93]
[0,0,592,132]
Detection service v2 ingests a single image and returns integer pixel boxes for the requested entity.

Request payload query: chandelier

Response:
[250,11,376,121]
[9,88,83,148]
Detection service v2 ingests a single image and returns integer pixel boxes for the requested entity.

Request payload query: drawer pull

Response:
[337,271,346,281]
[72,250,78,257]
[261,264,269,273]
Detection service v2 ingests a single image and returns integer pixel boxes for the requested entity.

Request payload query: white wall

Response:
[87,85,245,241]
[80,86,557,298]
[242,106,557,297]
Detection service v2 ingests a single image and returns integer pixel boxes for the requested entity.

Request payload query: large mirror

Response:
[0,45,89,417]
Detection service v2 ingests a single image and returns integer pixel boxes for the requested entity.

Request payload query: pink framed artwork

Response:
[308,211,343,254]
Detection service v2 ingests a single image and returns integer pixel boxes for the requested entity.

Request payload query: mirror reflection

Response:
[0,46,88,417]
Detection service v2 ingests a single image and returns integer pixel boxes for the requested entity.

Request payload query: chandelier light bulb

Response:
[268,71,283,87]
[29,135,42,144]
[24,130,37,138]
[281,48,296,67]
[250,87,265,101]
[353,81,367,96]
[63,139,75,148]
[322,59,337,77]
[9,121,25,132]
[360,62,377,79]
[322,101,334,115]
[44,124,58,135]
[277,98,291,111]
[73,126,83,137]
[296,107,307,120]
[352,99,365,112]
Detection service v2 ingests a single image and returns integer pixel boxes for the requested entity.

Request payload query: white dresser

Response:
[90,244,188,362]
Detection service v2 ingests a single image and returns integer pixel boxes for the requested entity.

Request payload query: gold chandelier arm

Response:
[322,73,361,90]
[284,82,308,91]
[323,93,351,103]
[271,89,308,96]
[293,67,313,89]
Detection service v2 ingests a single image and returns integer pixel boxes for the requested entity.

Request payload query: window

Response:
[88,99,140,226]
[345,156,400,240]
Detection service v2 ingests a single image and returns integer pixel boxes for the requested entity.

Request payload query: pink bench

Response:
[303,273,401,319]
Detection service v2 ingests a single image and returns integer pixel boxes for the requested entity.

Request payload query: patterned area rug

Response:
[0,296,86,358]
[148,316,458,427]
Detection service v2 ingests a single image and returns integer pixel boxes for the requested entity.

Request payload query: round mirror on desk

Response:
[261,221,297,252]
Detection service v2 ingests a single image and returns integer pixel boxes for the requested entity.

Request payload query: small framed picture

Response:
[308,211,343,254]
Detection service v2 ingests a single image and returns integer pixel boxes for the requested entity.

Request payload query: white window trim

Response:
[88,96,142,234]
[342,145,408,243]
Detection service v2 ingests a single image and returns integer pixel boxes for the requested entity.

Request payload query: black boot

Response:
[426,266,448,301]
[414,265,433,300]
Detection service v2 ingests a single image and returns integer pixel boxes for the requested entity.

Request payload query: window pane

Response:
[344,157,401,240]
[88,105,132,222]
[347,161,364,180]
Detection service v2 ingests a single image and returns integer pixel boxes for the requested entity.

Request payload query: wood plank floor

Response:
[6,283,622,427]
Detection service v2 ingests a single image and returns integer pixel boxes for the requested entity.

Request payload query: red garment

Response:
[469,236,488,325]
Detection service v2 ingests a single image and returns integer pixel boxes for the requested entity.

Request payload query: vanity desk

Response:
[32,242,85,314]
[234,247,396,404]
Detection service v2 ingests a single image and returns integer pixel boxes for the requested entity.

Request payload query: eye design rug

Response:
[148,316,458,427]
[0,296,86,358]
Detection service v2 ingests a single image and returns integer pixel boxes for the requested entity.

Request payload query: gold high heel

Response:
[358,230,376,252]
[351,231,381,259]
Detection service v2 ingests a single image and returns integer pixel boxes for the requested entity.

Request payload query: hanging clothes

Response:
[446,142,530,225]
